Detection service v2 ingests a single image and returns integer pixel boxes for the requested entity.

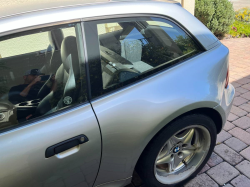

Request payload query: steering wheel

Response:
[0,100,18,130]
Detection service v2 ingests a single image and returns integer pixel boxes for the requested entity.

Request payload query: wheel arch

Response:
[134,105,223,171]
[174,107,223,134]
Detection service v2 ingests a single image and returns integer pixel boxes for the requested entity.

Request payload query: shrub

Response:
[195,0,235,37]
[229,20,250,37]
[235,8,250,22]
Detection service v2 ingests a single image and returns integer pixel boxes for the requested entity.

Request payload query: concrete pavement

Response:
[230,0,250,10]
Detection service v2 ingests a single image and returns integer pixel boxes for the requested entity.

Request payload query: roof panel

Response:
[0,0,108,19]
[0,0,179,19]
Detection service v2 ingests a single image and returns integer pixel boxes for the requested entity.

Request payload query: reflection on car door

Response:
[0,23,102,187]
[0,104,101,187]
[0,32,51,101]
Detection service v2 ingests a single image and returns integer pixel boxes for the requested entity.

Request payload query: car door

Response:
[0,22,101,187]
[83,16,203,186]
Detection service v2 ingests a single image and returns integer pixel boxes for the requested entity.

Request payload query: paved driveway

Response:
[230,0,250,10]
[127,38,250,187]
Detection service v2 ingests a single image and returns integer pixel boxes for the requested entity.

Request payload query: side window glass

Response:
[0,23,87,132]
[0,32,50,58]
[95,17,201,90]
[98,23,123,35]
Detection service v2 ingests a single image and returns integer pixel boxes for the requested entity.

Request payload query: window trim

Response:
[81,22,92,100]
[81,14,206,51]
[0,19,81,37]
[83,15,205,100]
[0,21,90,134]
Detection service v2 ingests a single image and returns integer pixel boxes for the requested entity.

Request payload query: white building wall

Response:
[175,0,195,15]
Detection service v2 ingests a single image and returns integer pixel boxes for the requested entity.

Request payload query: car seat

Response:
[40,29,64,75]
[35,36,80,116]
[38,29,64,99]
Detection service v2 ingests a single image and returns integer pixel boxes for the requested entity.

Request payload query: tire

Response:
[136,114,217,187]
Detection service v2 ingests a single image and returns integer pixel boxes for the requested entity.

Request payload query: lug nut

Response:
[178,152,183,158]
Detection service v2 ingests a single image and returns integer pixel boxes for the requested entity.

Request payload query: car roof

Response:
[0,0,180,19]
[0,0,219,51]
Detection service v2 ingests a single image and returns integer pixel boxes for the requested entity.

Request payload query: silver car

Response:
[0,0,234,187]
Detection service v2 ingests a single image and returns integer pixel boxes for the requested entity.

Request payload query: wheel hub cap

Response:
[173,146,180,153]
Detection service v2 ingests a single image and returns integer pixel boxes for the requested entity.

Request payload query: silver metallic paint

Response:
[92,43,233,186]
[0,1,235,186]
[0,0,179,19]
[95,177,132,187]
[0,104,101,187]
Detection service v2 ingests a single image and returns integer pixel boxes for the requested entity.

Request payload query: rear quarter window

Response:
[84,16,203,98]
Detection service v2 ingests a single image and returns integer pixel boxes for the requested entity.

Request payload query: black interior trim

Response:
[81,22,92,100]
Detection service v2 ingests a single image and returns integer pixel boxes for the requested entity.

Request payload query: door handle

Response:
[45,135,88,158]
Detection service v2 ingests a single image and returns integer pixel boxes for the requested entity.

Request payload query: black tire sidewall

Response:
[136,114,217,187]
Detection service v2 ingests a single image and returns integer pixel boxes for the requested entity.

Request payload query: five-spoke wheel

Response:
[136,114,217,187]
[155,126,211,184]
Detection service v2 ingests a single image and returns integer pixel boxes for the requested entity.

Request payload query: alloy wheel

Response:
[154,125,211,184]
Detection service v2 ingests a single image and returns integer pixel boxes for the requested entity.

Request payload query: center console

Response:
[15,99,40,119]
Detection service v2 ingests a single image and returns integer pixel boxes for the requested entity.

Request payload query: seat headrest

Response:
[45,45,52,61]
[61,36,79,73]
[48,29,64,50]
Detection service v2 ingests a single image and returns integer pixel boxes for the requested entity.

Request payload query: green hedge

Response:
[195,0,235,37]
